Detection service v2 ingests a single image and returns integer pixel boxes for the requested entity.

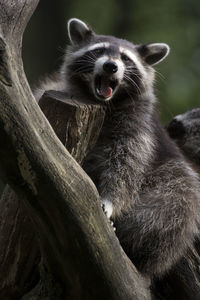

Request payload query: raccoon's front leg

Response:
[116,163,200,277]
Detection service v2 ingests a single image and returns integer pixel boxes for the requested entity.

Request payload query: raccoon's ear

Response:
[67,18,94,45]
[137,43,170,65]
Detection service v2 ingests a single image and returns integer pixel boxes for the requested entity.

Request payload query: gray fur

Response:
[36,19,200,278]
[167,108,200,167]
[83,95,200,277]
[33,72,66,102]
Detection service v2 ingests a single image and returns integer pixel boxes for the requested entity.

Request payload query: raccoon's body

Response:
[37,19,200,278]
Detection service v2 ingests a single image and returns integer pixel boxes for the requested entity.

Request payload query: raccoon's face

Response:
[65,18,169,102]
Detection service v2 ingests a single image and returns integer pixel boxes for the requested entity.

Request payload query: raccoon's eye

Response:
[92,47,105,56]
[121,53,131,63]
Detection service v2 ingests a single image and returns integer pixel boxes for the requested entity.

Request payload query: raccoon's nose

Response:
[103,61,118,74]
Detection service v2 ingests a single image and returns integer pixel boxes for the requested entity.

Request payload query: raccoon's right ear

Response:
[67,18,94,45]
[137,43,170,65]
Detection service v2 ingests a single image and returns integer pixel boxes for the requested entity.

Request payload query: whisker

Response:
[125,68,145,86]
[73,58,95,64]
[67,67,93,80]
[154,69,166,83]
[125,71,146,88]
[124,74,142,95]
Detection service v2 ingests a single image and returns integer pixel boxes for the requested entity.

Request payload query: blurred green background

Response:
[23,0,200,123]
[1,0,200,195]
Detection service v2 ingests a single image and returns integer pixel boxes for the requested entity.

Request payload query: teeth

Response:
[94,74,118,100]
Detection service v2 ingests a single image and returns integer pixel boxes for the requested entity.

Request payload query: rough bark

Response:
[39,90,106,165]
[0,185,40,299]
[0,1,150,299]
[0,91,106,299]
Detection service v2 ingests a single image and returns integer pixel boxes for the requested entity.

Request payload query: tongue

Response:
[100,81,113,98]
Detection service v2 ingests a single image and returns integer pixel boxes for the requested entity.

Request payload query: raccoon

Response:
[37,18,200,278]
[167,108,200,167]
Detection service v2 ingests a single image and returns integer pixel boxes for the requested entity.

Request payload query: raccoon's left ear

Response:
[67,18,94,45]
[137,43,170,65]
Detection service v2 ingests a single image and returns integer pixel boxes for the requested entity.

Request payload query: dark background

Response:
[1,0,200,194]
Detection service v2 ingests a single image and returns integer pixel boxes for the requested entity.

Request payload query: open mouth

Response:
[94,75,118,100]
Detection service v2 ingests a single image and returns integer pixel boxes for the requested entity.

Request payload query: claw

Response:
[101,203,105,210]
[109,220,116,231]
[110,220,114,226]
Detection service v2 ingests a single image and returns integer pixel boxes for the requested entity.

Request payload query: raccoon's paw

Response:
[101,199,113,218]
[101,199,116,231]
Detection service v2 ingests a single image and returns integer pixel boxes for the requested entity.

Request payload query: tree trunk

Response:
[0,1,150,299]
[0,185,40,299]
[0,90,107,299]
